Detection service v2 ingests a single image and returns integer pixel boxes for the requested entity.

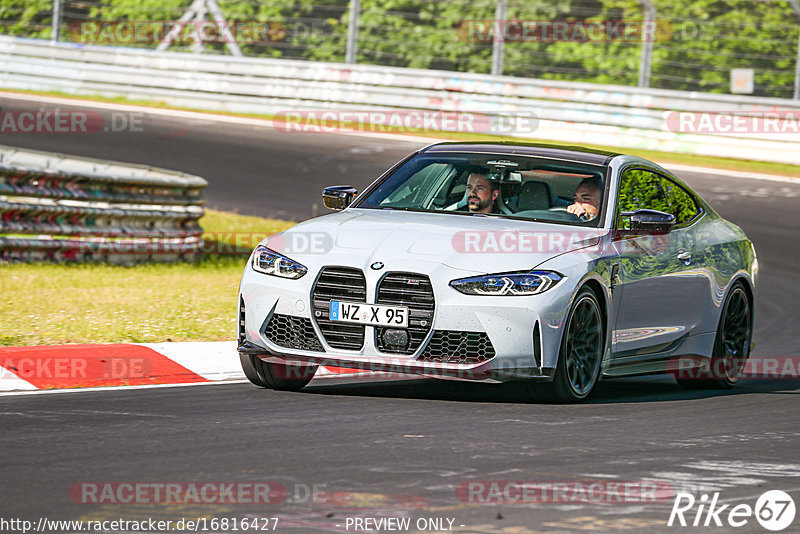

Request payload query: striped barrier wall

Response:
[0,144,207,263]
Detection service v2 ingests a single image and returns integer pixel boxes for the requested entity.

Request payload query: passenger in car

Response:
[567,177,602,220]
[462,168,500,214]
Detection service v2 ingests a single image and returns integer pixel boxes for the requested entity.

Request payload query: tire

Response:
[676,283,752,390]
[531,287,604,403]
[239,354,317,391]
[240,353,267,387]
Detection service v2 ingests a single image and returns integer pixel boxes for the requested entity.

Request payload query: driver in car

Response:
[567,178,602,220]
[462,168,500,214]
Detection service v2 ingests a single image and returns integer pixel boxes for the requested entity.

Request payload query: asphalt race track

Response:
[2,95,800,533]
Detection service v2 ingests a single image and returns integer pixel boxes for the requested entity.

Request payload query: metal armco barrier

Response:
[0,36,799,165]
[0,144,206,264]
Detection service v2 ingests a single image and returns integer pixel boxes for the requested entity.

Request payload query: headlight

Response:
[251,245,307,279]
[450,271,562,296]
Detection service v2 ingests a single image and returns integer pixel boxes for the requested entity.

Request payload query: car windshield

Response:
[356,152,608,226]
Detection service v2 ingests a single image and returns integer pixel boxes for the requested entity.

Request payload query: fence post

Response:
[638,0,655,88]
[51,0,61,43]
[345,0,361,64]
[491,0,507,76]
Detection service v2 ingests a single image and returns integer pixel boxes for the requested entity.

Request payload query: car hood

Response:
[262,208,606,275]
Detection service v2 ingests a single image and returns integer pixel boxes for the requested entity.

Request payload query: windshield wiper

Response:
[380,207,433,214]
[471,212,510,219]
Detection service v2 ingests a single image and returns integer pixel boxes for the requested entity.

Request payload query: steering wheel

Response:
[549,206,589,222]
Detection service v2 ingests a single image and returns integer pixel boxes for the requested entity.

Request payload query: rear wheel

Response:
[240,354,317,391]
[676,283,752,389]
[531,287,604,403]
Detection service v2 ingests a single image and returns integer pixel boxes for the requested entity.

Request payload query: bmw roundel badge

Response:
[370,261,385,270]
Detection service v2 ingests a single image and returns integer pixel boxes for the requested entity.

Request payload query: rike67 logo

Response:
[668,490,796,531]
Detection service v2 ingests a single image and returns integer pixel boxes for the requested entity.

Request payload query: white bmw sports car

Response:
[238,142,757,402]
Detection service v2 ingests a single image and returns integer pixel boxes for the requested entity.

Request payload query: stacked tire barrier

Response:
[0,144,207,264]
[1,36,800,164]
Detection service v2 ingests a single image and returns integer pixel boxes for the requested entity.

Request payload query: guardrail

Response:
[0,36,799,165]
[0,144,207,264]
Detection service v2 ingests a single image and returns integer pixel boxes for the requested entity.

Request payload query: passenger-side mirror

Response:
[322,185,358,210]
[620,209,675,233]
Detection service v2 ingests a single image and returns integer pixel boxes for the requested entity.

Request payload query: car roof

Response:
[420,141,620,166]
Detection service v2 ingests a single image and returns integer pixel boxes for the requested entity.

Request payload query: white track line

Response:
[0,378,250,397]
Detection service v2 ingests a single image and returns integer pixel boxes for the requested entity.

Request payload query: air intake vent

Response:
[375,272,435,355]
[312,267,367,350]
[417,331,496,364]
[264,314,324,352]
[238,296,246,344]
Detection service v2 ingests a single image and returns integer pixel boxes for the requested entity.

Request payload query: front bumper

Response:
[238,261,573,383]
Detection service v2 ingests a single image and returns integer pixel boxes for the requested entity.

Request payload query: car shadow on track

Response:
[303,375,800,404]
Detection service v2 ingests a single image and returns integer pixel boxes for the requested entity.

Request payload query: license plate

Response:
[329,301,409,328]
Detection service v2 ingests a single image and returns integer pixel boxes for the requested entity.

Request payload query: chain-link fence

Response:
[2,0,799,99]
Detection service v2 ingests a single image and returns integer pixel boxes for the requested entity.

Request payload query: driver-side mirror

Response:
[620,209,676,233]
[322,185,358,210]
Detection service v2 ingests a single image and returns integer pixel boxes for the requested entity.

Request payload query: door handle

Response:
[677,250,692,264]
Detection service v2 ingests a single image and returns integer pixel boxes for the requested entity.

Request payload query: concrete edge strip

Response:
[4,91,800,184]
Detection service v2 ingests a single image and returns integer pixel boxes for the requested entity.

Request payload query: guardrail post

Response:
[794,29,800,99]
[157,0,205,52]
[345,0,360,64]
[637,0,655,88]
[789,0,800,99]
[51,0,61,43]
[206,0,243,57]
[491,0,507,76]
[156,0,242,56]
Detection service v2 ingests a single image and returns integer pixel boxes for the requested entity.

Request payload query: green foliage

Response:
[585,0,799,96]
[0,0,796,96]
[0,0,52,38]
[617,168,699,228]
[618,169,670,229]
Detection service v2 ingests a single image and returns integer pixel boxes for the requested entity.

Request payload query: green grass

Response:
[0,210,294,347]
[6,88,800,179]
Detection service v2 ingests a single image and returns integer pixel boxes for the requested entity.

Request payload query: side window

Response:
[660,178,700,225]
[617,169,669,230]
[618,168,700,228]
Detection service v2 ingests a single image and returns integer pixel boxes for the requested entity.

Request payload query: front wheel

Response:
[530,287,604,403]
[240,354,317,391]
